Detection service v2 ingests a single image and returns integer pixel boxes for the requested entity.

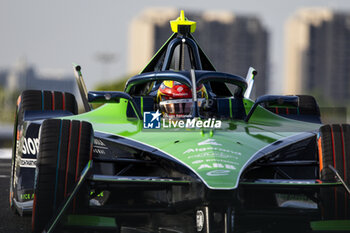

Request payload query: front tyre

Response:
[9,90,78,214]
[32,119,93,233]
[318,124,350,219]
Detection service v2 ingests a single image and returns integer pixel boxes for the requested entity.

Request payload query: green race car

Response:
[9,11,350,233]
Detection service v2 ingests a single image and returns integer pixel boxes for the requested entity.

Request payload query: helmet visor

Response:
[159,98,205,117]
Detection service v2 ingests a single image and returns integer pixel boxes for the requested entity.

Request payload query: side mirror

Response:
[88,91,131,103]
[244,95,298,122]
[88,91,143,120]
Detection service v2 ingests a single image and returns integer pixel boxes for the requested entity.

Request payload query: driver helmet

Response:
[157,80,207,117]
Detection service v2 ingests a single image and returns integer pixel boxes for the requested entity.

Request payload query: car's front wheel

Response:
[10,90,78,214]
[318,124,350,219]
[31,119,93,233]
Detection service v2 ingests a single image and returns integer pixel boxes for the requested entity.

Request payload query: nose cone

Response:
[175,137,247,189]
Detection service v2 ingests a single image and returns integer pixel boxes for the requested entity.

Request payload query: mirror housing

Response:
[88,91,143,120]
[88,91,132,103]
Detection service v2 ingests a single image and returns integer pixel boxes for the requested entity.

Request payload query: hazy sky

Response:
[1,0,350,93]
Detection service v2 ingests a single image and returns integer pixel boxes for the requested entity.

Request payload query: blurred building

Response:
[128,8,269,98]
[2,58,76,94]
[0,71,7,87]
[285,8,350,103]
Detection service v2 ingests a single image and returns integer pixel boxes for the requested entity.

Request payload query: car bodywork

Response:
[10,11,349,233]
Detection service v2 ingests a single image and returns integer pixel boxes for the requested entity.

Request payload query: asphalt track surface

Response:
[0,158,32,233]
[0,151,144,233]
[0,150,343,233]
[0,159,317,233]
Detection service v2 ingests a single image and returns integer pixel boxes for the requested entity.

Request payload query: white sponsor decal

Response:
[20,158,37,168]
[22,138,39,155]
[93,148,106,155]
[113,177,175,182]
[206,170,231,176]
[192,159,239,166]
[192,160,204,164]
[205,159,238,165]
[94,139,106,147]
[198,139,222,146]
[198,163,236,170]
[183,147,241,156]
[188,153,239,160]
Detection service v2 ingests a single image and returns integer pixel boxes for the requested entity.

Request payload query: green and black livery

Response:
[9,11,350,233]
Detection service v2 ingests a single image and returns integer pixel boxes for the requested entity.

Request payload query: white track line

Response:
[0,148,11,159]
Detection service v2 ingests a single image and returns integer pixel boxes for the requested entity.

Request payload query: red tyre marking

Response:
[340,126,346,181]
[330,126,337,218]
[51,91,55,110]
[317,137,323,174]
[340,126,348,217]
[330,126,336,168]
[75,122,82,182]
[31,194,37,232]
[286,108,289,115]
[62,93,66,110]
[275,107,279,114]
[73,122,82,212]
[64,121,72,197]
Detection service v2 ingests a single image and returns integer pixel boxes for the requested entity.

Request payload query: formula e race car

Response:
[9,11,350,233]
